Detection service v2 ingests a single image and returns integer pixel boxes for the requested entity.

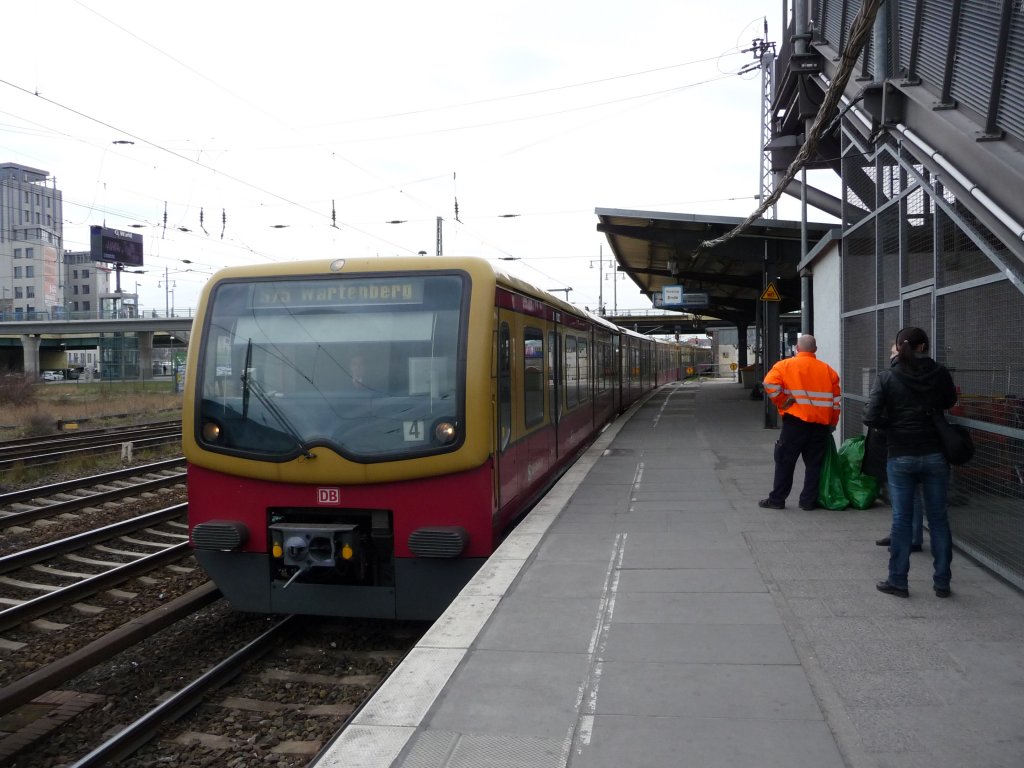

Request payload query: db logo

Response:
[316,488,341,505]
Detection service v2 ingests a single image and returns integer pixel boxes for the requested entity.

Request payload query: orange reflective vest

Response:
[762,351,841,426]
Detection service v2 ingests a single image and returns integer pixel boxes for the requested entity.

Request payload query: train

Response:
[183,256,710,619]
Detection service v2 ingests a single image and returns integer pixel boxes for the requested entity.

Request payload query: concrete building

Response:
[0,163,64,320]
[0,164,126,322]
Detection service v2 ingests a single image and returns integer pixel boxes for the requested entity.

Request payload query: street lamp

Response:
[159,260,206,317]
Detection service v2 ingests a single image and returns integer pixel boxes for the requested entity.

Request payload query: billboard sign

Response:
[43,245,59,307]
[90,225,144,267]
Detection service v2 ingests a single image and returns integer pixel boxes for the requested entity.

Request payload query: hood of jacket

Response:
[891,357,946,406]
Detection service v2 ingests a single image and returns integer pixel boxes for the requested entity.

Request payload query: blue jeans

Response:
[911,487,924,547]
[885,486,923,545]
[886,453,952,590]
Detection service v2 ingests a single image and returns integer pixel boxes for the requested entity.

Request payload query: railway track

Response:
[0,503,192,636]
[0,602,422,767]
[0,421,182,471]
[0,458,187,540]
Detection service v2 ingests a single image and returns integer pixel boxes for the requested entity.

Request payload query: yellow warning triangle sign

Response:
[760,282,782,301]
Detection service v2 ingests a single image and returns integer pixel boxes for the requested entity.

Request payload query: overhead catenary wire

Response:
[2,8,770,303]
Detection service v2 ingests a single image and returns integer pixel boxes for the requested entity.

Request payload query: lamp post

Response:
[161,266,176,318]
[159,260,203,318]
[590,245,612,315]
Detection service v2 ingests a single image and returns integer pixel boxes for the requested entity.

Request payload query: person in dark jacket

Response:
[863,327,958,598]
[871,344,924,552]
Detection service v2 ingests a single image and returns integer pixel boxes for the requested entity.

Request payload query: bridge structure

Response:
[0,316,194,379]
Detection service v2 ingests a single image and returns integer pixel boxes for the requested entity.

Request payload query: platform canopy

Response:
[595,208,838,327]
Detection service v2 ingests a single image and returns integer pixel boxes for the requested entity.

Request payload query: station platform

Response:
[316,379,1024,768]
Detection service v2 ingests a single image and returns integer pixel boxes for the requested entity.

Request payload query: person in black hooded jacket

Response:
[871,344,925,552]
[863,327,958,598]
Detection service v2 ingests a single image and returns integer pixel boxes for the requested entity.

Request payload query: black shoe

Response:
[934,586,951,598]
[876,581,909,598]
[910,544,923,553]
[758,498,784,509]
[799,502,817,511]
[875,537,891,546]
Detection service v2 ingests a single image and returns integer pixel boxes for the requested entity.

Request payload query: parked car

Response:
[41,370,64,381]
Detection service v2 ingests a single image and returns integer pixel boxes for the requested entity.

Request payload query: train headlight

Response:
[201,421,222,443]
[433,420,457,444]
[271,528,283,559]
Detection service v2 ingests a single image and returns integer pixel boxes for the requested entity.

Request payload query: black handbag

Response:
[861,426,888,480]
[931,411,975,465]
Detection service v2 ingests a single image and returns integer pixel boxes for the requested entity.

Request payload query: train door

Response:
[495,318,519,507]
[548,327,561,455]
[620,334,630,404]
[523,322,554,499]
[642,339,651,390]
[588,326,597,428]
[612,334,621,413]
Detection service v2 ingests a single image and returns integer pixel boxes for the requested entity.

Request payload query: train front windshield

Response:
[196,273,467,461]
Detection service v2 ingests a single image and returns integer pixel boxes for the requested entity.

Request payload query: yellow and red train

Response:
[184,256,709,619]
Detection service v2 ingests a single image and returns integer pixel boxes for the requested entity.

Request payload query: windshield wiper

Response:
[240,339,315,459]
[241,338,253,420]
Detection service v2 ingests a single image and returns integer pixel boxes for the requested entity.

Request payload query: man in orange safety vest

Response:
[759,334,841,511]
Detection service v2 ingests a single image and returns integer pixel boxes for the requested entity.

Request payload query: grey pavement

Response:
[317,379,1024,768]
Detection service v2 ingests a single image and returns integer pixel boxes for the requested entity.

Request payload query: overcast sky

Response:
[2,0,821,316]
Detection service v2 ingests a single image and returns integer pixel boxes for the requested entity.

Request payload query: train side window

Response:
[498,322,512,451]
[577,336,589,403]
[564,335,578,408]
[523,327,544,427]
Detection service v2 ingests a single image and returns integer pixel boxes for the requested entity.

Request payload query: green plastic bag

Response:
[817,437,849,510]
[837,436,880,510]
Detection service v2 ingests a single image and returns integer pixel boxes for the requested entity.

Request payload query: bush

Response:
[0,374,35,408]
[25,411,55,436]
